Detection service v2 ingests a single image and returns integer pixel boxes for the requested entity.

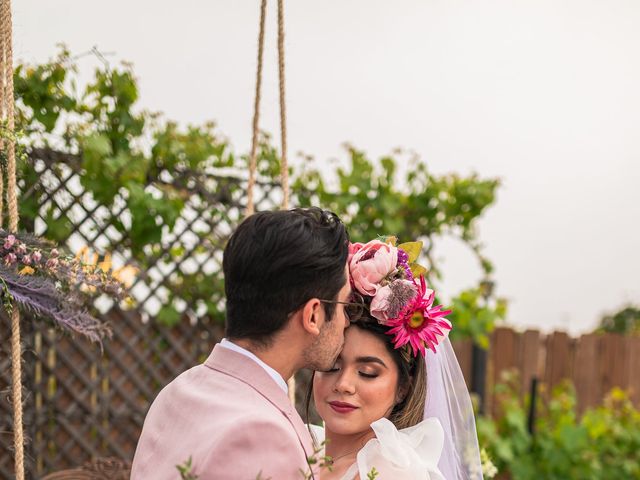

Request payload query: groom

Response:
[131,207,351,479]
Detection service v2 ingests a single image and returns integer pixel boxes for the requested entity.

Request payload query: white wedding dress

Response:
[309,417,446,480]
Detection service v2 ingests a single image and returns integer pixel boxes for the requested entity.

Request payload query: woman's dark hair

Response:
[223,207,349,346]
[305,318,426,430]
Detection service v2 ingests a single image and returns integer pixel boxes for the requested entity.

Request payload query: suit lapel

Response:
[204,344,314,458]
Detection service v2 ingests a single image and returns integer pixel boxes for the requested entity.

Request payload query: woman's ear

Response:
[300,298,323,336]
[396,380,411,405]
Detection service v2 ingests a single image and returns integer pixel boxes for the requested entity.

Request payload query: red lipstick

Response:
[329,401,358,414]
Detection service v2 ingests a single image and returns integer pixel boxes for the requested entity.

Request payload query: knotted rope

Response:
[246,0,296,404]
[246,0,267,217]
[1,0,25,478]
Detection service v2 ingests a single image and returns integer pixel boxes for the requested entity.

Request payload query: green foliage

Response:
[478,371,640,479]
[176,456,198,480]
[597,304,640,334]
[366,466,380,479]
[448,284,507,348]
[16,47,505,341]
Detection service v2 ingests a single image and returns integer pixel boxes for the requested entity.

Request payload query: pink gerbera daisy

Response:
[385,276,452,357]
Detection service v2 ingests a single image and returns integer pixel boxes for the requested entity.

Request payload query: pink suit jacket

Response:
[131,344,315,480]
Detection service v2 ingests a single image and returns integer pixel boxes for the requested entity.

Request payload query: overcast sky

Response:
[16,1,640,335]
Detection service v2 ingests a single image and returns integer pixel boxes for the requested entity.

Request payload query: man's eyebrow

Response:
[355,356,388,368]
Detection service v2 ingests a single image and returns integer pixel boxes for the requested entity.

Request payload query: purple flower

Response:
[32,250,42,263]
[4,235,16,250]
[22,254,32,265]
[46,258,58,269]
[50,248,59,258]
[4,253,17,266]
[397,248,414,281]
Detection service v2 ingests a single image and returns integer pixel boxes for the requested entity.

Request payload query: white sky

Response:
[15,1,640,335]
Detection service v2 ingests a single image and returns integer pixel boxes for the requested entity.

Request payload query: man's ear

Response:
[301,298,323,336]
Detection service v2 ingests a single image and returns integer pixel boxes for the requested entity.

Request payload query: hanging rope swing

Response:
[1,0,26,478]
[245,0,296,404]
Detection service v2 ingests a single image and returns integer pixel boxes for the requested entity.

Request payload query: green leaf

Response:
[410,263,427,277]
[398,241,423,263]
[157,304,181,327]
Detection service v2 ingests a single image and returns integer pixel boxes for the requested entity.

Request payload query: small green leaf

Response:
[157,304,181,327]
[398,241,423,263]
[410,263,427,277]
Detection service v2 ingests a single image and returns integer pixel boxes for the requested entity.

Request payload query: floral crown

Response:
[348,236,452,358]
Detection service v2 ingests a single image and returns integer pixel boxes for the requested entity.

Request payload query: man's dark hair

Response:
[223,207,349,345]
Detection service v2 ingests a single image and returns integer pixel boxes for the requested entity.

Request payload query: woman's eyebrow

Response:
[355,356,387,368]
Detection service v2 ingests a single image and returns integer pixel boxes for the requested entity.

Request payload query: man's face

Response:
[303,265,351,371]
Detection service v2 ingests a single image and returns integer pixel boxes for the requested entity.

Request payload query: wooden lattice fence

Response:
[1,147,280,479]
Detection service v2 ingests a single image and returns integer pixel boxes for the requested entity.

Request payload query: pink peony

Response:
[370,285,392,324]
[349,240,398,296]
[348,242,364,264]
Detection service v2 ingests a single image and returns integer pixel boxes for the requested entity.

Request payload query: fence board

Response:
[490,328,520,416]
[545,331,573,391]
[520,329,542,397]
[573,333,600,413]
[626,336,640,405]
[452,339,473,390]
[600,334,626,396]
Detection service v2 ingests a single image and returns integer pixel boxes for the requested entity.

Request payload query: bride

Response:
[306,238,483,480]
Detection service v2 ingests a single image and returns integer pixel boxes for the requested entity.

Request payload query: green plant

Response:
[597,304,640,334]
[17,47,505,343]
[176,456,199,480]
[478,371,640,479]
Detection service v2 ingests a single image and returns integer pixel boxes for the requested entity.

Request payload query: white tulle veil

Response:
[423,338,483,479]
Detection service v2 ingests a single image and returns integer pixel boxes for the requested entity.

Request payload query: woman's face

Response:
[313,326,400,436]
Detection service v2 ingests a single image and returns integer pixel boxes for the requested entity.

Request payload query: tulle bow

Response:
[357,417,446,479]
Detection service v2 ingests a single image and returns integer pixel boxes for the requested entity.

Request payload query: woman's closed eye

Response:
[322,366,378,378]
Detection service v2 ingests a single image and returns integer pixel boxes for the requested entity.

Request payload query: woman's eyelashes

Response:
[324,365,380,379]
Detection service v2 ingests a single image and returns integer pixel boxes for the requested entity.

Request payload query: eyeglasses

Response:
[319,292,365,322]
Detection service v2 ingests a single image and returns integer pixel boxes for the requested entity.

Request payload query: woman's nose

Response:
[333,371,356,394]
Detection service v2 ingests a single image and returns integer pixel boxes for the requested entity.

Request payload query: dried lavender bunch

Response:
[0,230,136,343]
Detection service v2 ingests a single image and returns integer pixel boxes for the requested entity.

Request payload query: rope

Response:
[3,0,16,232]
[275,0,295,405]
[1,0,25,478]
[247,0,295,405]
[277,0,289,211]
[246,0,267,217]
[0,12,5,228]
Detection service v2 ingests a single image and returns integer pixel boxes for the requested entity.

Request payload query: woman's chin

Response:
[322,413,369,436]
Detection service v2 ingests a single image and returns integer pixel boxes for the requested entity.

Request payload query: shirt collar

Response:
[219,338,289,394]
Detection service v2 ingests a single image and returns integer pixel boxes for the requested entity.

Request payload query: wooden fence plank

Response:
[490,328,520,417]
[520,330,542,398]
[452,339,473,390]
[600,334,627,398]
[626,336,640,405]
[545,331,573,391]
[573,333,600,413]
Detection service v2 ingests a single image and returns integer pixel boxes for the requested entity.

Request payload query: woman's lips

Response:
[329,401,358,414]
